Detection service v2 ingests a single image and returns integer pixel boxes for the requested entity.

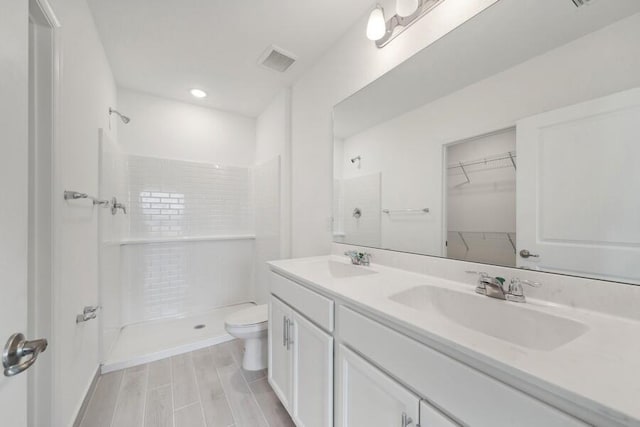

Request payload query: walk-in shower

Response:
[98,131,280,372]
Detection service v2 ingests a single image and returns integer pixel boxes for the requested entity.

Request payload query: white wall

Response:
[252,157,282,304]
[290,0,498,257]
[98,131,129,368]
[117,89,256,166]
[256,89,291,258]
[48,0,118,425]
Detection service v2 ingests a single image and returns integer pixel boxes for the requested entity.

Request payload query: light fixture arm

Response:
[375,0,446,48]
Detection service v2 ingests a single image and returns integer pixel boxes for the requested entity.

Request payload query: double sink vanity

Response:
[267,2,640,425]
[267,254,640,427]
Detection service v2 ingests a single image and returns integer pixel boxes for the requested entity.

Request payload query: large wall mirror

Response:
[333,0,640,285]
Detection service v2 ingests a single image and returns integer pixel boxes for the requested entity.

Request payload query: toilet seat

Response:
[225,304,268,331]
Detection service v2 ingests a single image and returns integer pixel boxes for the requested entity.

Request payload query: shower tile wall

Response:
[121,240,254,324]
[120,156,255,325]
[127,156,252,238]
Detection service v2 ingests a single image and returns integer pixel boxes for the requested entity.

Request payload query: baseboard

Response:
[73,366,101,427]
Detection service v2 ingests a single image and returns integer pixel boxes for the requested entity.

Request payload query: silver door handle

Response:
[519,249,540,258]
[287,319,293,350]
[283,316,288,347]
[3,333,48,377]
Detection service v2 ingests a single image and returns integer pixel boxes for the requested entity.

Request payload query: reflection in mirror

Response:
[446,128,516,267]
[333,0,640,285]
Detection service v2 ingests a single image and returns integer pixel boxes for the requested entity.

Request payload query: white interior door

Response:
[516,88,640,283]
[1,2,31,425]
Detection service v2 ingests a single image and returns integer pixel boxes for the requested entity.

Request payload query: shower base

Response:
[102,302,255,373]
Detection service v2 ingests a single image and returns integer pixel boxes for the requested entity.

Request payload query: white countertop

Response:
[268,255,640,426]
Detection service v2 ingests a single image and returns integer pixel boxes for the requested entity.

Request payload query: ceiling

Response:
[87,0,374,117]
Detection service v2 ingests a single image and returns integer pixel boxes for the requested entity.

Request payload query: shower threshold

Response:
[102,302,255,373]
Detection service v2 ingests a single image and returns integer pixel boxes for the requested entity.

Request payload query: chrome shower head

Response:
[109,107,131,124]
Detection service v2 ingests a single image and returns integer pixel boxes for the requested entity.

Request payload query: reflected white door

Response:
[516,88,640,283]
[1,2,30,425]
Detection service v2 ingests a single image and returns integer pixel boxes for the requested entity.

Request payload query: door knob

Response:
[3,333,48,377]
[519,249,540,259]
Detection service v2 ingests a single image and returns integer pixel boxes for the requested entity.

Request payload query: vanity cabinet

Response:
[269,269,592,427]
[268,291,333,427]
[339,344,457,427]
[339,345,433,427]
[292,310,333,427]
[268,295,293,409]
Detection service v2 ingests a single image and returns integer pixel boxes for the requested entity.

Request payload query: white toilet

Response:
[224,304,268,371]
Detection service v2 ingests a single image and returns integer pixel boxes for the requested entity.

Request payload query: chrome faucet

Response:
[467,271,541,303]
[344,250,372,266]
[468,271,507,299]
[110,197,127,215]
[505,278,541,303]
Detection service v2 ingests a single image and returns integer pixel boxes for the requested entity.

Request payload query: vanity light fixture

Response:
[366,0,446,48]
[366,5,387,41]
[190,88,207,98]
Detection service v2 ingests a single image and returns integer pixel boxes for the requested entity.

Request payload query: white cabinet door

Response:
[291,312,333,427]
[338,345,419,427]
[516,88,640,283]
[420,400,459,427]
[268,295,292,410]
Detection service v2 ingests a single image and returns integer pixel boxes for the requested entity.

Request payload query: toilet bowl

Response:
[224,304,268,371]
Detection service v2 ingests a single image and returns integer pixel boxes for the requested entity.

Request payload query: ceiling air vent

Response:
[571,0,593,7]
[258,46,297,73]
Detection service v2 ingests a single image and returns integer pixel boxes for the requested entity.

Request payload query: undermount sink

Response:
[304,259,378,278]
[390,285,588,351]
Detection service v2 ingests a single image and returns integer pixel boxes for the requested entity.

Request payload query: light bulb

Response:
[396,0,419,17]
[190,89,207,98]
[366,6,386,41]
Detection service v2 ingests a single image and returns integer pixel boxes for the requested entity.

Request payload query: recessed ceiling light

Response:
[190,89,207,98]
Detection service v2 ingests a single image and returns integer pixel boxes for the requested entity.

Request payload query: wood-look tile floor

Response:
[79,340,295,427]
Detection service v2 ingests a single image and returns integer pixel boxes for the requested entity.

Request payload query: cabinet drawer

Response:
[270,272,334,332]
[339,306,587,427]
